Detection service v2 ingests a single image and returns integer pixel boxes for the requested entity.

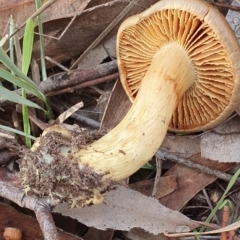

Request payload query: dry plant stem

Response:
[202,188,221,226]
[7,0,58,39]
[51,100,100,129]
[0,61,118,107]
[152,157,162,197]
[35,208,59,240]
[46,72,119,97]
[221,205,229,240]
[75,44,195,181]
[45,56,69,72]
[156,150,240,184]
[0,173,59,240]
[211,2,240,11]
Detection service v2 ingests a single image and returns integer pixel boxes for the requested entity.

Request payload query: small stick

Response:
[152,156,162,197]
[0,61,118,108]
[211,2,240,11]
[0,169,59,240]
[46,72,119,97]
[52,100,100,129]
[221,205,229,240]
[202,188,221,226]
[156,150,240,184]
[45,56,69,72]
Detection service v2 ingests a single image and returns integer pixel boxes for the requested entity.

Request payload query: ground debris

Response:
[18,126,112,208]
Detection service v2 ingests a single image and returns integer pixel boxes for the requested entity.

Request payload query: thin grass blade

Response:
[0,86,43,110]
[0,124,36,140]
[0,68,43,98]
[22,18,34,75]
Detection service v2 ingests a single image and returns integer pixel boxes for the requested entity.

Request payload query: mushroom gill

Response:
[118,6,240,132]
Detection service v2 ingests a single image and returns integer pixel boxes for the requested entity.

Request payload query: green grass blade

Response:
[0,86,43,110]
[22,18,35,148]
[22,18,34,75]
[22,89,31,148]
[199,167,240,232]
[0,124,36,140]
[9,16,17,90]
[0,48,39,89]
[35,0,47,81]
[0,68,43,98]
[0,48,52,118]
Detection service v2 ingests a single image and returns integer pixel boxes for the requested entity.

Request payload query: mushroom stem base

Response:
[75,43,195,181]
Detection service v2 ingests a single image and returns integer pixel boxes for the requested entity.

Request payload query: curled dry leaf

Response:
[165,220,240,238]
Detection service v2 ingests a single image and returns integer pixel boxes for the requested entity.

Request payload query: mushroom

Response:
[19,0,240,206]
[76,0,240,179]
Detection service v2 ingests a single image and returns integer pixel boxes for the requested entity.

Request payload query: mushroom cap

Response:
[117,0,240,133]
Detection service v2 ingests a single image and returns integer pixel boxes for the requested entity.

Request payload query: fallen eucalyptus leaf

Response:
[53,185,203,235]
[201,116,240,162]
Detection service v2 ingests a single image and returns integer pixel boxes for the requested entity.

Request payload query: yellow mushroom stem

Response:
[74,43,195,181]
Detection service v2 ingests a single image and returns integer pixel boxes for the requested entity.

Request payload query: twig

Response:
[221,205,229,240]
[0,168,59,239]
[156,150,240,184]
[202,188,221,225]
[45,56,69,72]
[51,99,100,129]
[152,156,162,197]
[35,206,59,240]
[211,2,240,11]
[46,72,119,97]
[0,61,118,107]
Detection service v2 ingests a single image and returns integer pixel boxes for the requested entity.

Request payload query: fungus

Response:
[76,0,240,180]
[19,0,240,206]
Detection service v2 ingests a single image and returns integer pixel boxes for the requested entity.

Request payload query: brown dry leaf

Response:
[159,154,235,211]
[129,175,178,199]
[53,185,203,235]
[0,0,92,37]
[1,0,160,67]
[201,116,240,162]
[32,0,159,66]
[0,202,83,240]
[101,80,131,129]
